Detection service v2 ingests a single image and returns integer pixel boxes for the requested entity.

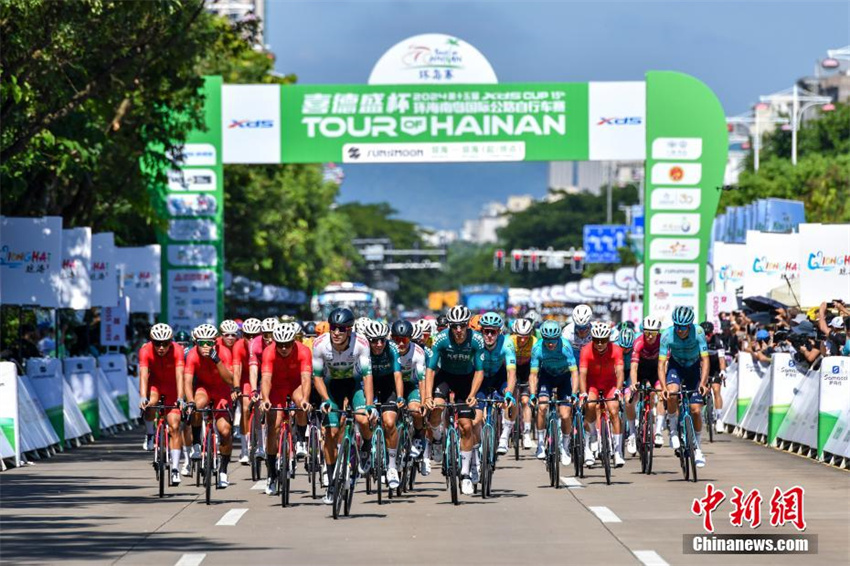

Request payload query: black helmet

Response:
[174,330,191,343]
[328,307,355,327]
[700,321,714,334]
[436,315,448,329]
[391,320,414,338]
[303,321,317,337]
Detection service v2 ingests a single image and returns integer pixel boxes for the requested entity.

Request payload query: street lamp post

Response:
[727,109,787,173]
[759,85,832,166]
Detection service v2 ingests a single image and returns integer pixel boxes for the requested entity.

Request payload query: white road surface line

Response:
[251,480,265,490]
[560,476,583,488]
[589,506,622,523]
[175,554,206,566]
[216,508,248,526]
[633,550,669,566]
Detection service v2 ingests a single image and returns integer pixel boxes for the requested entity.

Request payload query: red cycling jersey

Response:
[231,338,251,394]
[632,334,660,362]
[261,342,311,406]
[248,335,270,368]
[185,345,233,400]
[138,341,184,400]
[580,342,624,395]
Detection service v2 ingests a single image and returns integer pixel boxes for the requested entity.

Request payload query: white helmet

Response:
[355,317,372,335]
[219,319,239,335]
[524,310,541,327]
[291,321,303,336]
[417,318,436,335]
[512,318,534,336]
[446,305,471,324]
[572,304,593,327]
[642,316,662,331]
[590,321,611,340]
[149,323,173,341]
[411,322,424,341]
[242,317,262,335]
[273,322,298,343]
[261,317,278,333]
[193,323,218,340]
[364,320,389,340]
[610,326,620,343]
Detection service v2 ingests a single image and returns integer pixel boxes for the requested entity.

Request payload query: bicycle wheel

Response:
[448,434,459,505]
[705,393,715,444]
[332,438,348,520]
[600,416,611,486]
[513,397,522,461]
[374,428,385,505]
[573,411,584,478]
[480,426,491,499]
[344,441,355,516]
[685,415,698,482]
[204,426,214,505]
[308,425,320,499]
[548,418,559,488]
[280,427,291,508]
[250,410,261,481]
[156,422,167,498]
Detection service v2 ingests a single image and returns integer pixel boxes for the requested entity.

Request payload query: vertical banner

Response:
[712,242,747,294]
[764,198,806,233]
[0,216,63,307]
[101,296,129,348]
[742,231,800,298]
[818,357,850,460]
[91,232,118,308]
[769,353,804,446]
[25,358,65,441]
[63,357,99,439]
[158,76,223,332]
[116,246,161,314]
[0,362,21,466]
[99,354,131,418]
[644,72,728,322]
[798,223,850,306]
[59,227,92,310]
[706,291,736,329]
[736,352,761,422]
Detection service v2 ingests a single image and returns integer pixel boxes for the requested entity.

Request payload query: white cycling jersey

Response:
[311,332,372,381]
[562,322,592,355]
[397,343,426,383]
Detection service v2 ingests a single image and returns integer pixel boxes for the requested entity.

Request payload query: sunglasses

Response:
[262,332,273,339]
[276,341,294,349]
[392,336,410,345]
[675,324,689,331]
[330,324,351,333]
[450,323,467,330]
[222,333,238,338]
[482,328,500,336]
[153,340,171,348]
[196,340,215,347]
[592,338,609,344]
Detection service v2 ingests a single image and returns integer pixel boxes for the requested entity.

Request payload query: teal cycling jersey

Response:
[481,334,517,378]
[422,345,433,369]
[427,329,486,375]
[659,324,708,367]
[370,341,400,378]
[530,337,578,376]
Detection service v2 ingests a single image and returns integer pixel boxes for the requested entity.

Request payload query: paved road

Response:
[2,428,848,566]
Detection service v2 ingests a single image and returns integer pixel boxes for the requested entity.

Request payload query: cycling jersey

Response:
[659,325,708,367]
[397,343,426,384]
[482,334,517,378]
[370,341,401,378]
[705,333,726,360]
[510,334,536,366]
[632,334,661,362]
[311,332,371,382]
[231,338,251,394]
[530,337,577,376]
[580,343,624,386]
[421,344,433,369]
[261,342,311,406]
[138,342,185,399]
[562,322,592,359]
[185,345,233,398]
[248,335,271,368]
[427,329,485,375]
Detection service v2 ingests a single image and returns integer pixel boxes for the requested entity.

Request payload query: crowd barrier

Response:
[723,353,850,469]
[0,354,138,470]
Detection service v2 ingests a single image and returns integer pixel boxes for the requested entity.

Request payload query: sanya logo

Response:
[402,37,463,69]
[752,257,798,275]
[807,251,850,271]
[597,117,642,126]
[228,119,274,129]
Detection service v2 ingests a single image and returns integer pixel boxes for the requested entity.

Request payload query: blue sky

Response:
[267,0,849,230]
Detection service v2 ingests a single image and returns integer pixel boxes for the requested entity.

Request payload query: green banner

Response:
[643,71,728,322]
[768,404,790,446]
[0,417,15,452]
[280,83,589,163]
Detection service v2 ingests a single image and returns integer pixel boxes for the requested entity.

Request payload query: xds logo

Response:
[228,120,274,129]
[347,147,361,160]
[597,116,642,126]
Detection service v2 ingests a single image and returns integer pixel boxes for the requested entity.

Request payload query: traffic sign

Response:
[583,225,628,263]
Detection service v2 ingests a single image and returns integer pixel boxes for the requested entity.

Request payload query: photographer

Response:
[788,321,822,372]
[817,301,850,357]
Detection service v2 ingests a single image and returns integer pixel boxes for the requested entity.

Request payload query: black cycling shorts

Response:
[433,369,475,419]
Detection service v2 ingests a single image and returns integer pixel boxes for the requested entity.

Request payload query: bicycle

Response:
[266,404,301,508]
[327,406,361,519]
[142,397,182,498]
[511,384,523,461]
[440,402,468,506]
[703,375,722,443]
[396,407,417,495]
[194,404,233,505]
[570,397,585,478]
[583,395,621,486]
[305,409,325,500]
[233,393,264,481]
[635,383,661,475]
[478,396,503,498]
[669,388,700,482]
[367,403,396,505]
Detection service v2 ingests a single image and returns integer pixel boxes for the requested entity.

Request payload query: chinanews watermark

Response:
[685,484,817,555]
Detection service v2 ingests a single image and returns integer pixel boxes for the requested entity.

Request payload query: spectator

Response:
[817,301,849,356]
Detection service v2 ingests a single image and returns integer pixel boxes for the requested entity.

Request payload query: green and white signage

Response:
[818,356,849,460]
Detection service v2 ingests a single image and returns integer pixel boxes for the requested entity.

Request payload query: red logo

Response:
[669,166,684,181]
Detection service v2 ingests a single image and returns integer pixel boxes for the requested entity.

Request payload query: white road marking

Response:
[216,508,248,526]
[560,476,583,488]
[175,554,206,566]
[633,550,669,566]
[589,506,622,523]
[251,480,265,490]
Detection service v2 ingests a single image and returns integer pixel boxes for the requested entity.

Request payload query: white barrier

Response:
[823,405,850,466]
[818,357,850,462]
[25,358,66,442]
[738,357,771,439]
[736,353,760,424]
[720,361,738,427]
[127,373,142,422]
[0,362,21,467]
[775,366,820,456]
[18,375,60,454]
[99,354,130,419]
[768,353,807,446]
[96,368,126,433]
[63,357,100,439]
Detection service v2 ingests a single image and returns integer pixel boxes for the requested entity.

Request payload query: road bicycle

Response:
[327,407,361,519]
[440,402,468,506]
[193,404,234,505]
[570,397,585,478]
[266,403,302,507]
[669,388,700,482]
[142,397,182,498]
[584,395,622,486]
[703,375,723,443]
[396,406,418,494]
[305,409,325,500]
[635,383,661,475]
[477,396,503,498]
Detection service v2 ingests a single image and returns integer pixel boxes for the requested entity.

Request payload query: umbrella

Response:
[745,312,773,326]
[768,279,802,308]
[743,296,788,312]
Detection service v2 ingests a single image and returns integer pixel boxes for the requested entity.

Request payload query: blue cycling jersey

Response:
[481,334,517,377]
[530,337,578,376]
[370,341,400,378]
[659,325,708,367]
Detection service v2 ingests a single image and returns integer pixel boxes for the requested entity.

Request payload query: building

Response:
[422,229,458,248]
[205,0,266,46]
[460,195,534,244]
[548,161,643,195]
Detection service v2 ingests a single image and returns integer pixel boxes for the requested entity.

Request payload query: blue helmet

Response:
[479,312,503,329]
[671,306,695,326]
[540,320,562,340]
[617,327,636,349]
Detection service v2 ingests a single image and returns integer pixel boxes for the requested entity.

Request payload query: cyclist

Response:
[302,321,317,349]
[417,318,436,348]
[476,312,516,457]
[469,314,483,333]
[435,315,448,333]
[174,330,192,355]
[246,317,277,455]
[312,307,373,505]
[138,323,185,485]
[701,321,727,435]
[616,327,639,456]
[630,316,665,447]
[530,320,578,466]
[510,318,536,449]
[391,320,428,471]
[364,320,405,490]
[580,322,626,468]
[563,304,594,362]
[184,323,236,488]
[232,317,261,464]
[261,322,313,495]
[658,306,709,468]
[315,321,330,336]
[424,305,486,496]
